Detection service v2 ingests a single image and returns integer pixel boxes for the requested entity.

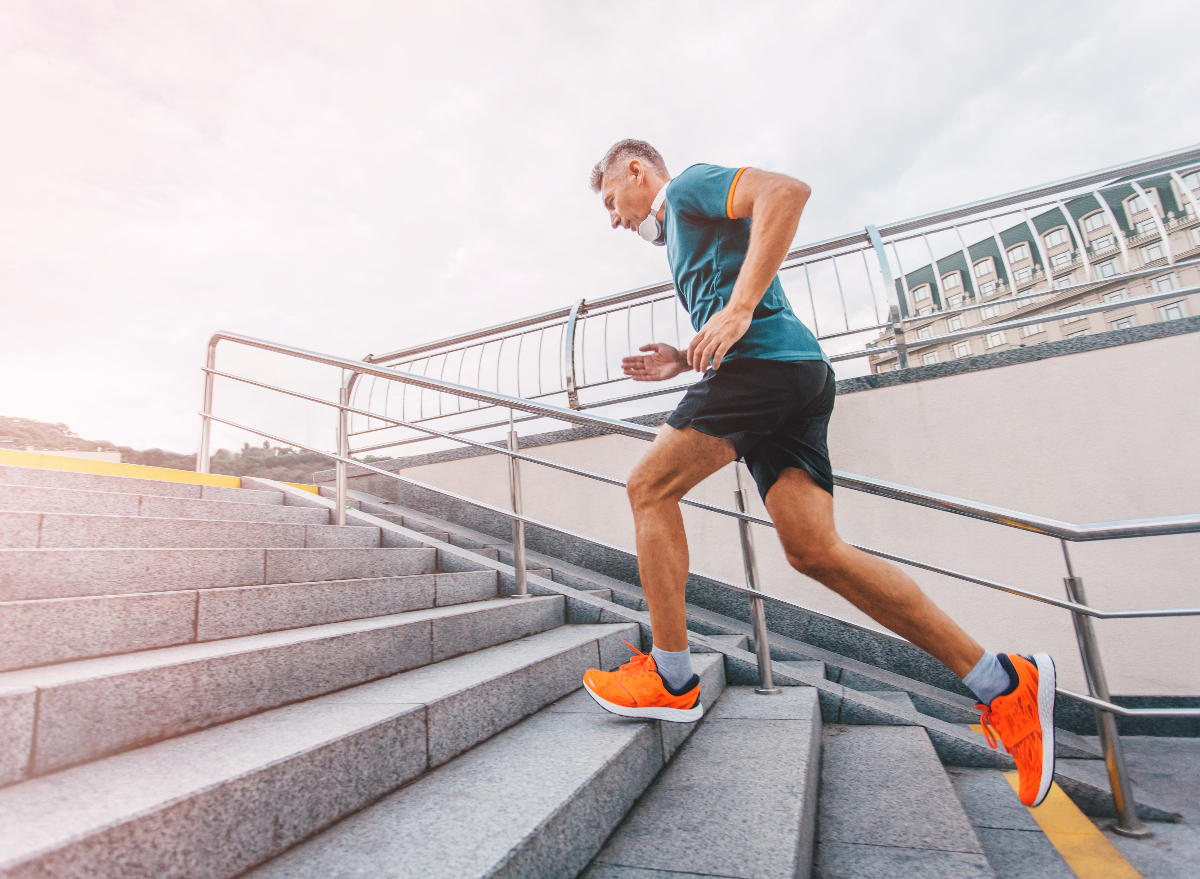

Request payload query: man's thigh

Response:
[629,425,738,501]
[763,466,839,553]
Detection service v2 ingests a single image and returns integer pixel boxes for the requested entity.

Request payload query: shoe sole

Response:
[1030,652,1057,808]
[582,681,704,723]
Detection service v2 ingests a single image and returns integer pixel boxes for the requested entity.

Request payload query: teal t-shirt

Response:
[664,163,825,363]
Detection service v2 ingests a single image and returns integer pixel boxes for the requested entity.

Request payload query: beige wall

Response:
[391,331,1200,696]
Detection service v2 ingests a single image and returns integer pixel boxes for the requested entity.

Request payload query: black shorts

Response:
[666,358,835,501]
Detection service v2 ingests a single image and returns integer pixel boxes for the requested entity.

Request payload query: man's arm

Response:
[686,169,811,372]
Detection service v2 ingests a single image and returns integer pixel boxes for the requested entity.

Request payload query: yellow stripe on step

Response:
[0,449,318,493]
[1004,772,1141,879]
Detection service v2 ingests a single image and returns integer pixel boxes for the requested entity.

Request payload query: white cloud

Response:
[1,0,1198,451]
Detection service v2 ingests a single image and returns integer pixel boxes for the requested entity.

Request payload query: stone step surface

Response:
[0,595,566,780]
[814,725,994,878]
[0,546,438,600]
[0,482,332,524]
[0,511,380,550]
[0,622,639,879]
[0,464,284,504]
[244,652,727,879]
[0,570,500,672]
[946,767,1076,879]
[584,686,822,879]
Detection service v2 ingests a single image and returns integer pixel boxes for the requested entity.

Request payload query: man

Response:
[579,139,1057,808]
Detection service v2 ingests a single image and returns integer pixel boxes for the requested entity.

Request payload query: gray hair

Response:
[589,139,667,193]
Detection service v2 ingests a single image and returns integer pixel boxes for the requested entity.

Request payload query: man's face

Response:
[600,160,653,232]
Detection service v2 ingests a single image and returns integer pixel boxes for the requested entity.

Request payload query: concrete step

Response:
[814,725,994,878]
[585,686,822,879]
[0,463,284,504]
[946,767,1076,879]
[0,511,381,550]
[0,482,332,524]
[0,570,500,672]
[244,651,728,879]
[703,632,750,651]
[0,546,438,600]
[0,622,639,879]
[780,659,827,679]
[0,594,565,781]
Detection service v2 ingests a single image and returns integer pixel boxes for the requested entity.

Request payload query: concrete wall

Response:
[340,327,1200,696]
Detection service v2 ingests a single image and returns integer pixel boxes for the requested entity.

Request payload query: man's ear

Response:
[627,158,643,184]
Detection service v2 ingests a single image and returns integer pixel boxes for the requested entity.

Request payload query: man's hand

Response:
[621,343,688,382]
[686,304,753,372]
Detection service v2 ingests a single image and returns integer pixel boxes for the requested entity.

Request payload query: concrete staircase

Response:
[0,463,1167,877]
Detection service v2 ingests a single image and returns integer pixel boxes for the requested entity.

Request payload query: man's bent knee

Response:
[783,541,841,579]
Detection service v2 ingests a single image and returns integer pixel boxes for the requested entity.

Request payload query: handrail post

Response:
[735,467,781,695]
[335,380,350,527]
[1061,541,1150,838]
[197,341,218,473]
[564,298,586,409]
[508,409,530,597]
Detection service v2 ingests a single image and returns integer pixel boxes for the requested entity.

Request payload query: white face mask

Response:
[637,184,669,246]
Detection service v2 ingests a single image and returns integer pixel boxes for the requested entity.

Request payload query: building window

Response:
[918,306,934,316]
[973,258,994,278]
[1135,218,1158,236]
[986,332,1007,348]
[1184,170,1200,190]
[1065,329,1088,338]
[1127,194,1147,214]
[1044,228,1069,249]
[953,341,972,358]
[1014,266,1033,283]
[1007,243,1030,263]
[980,305,1000,319]
[1141,243,1165,263]
[1102,289,1127,303]
[942,272,961,290]
[1090,234,1115,253]
[1021,323,1045,337]
[916,326,933,340]
[1083,212,1108,232]
[1110,316,1136,331]
[911,284,931,302]
[1159,301,1188,321]
[1055,275,1075,289]
[1095,258,1119,278]
[947,315,964,331]
[979,280,997,295]
[922,352,939,366]
[1051,251,1074,268]
[1153,274,1176,292]
[1061,305,1088,325]
[948,294,965,307]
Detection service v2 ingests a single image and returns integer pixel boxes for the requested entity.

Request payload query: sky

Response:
[3,0,1199,454]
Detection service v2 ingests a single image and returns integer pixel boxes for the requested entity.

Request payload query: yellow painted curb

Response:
[1005,772,1142,879]
[0,449,318,494]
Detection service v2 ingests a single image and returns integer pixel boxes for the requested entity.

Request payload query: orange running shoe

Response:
[582,642,703,723]
[977,653,1057,807]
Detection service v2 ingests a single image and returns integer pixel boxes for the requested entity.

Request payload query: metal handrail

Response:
[199,328,1200,836]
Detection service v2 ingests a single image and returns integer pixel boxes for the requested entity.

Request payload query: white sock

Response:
[651,644,694,691]
[964,651,1015,705]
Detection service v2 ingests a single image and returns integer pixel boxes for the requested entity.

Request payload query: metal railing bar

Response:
[833,470,1200,541]
[203,365,1200,621]
[857,542,1200,620]
[205,333,1200,543]
[203,366,769,524]
[202,409,1200,705]
[1056,688,1200,718]
[881,284,1200,357]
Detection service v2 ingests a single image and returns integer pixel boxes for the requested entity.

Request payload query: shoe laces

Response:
[617,641,657,680]
[977,703,1000,749]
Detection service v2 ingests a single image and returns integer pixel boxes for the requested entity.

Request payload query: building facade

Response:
[869,164,1200,371]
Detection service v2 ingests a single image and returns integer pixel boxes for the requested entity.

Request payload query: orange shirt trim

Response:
[726,167,748,219]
